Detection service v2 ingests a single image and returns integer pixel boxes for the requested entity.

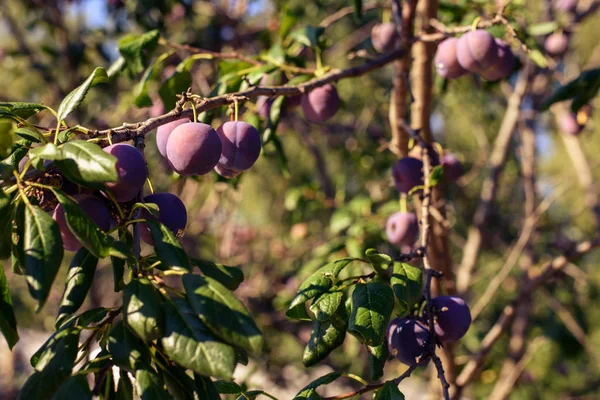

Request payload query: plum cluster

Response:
[387,296,472,365]
[435,30,515,81]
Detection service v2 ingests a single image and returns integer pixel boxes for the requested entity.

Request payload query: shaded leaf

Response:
[135,368,171,400]
[215,380,242,394]
[368,342,389,381]
[303,303,347,367]
[123,278,163,342]
[0,189,14,259]
[390,262,422,316]
[293,372,342,400]
[51,375,92,400]
[159,69,192,110]
[374,382,405,400]
[107,320,151,371]
[148,220,191,271]
[193,259,244,291]
[289,25,325,48]
[348,281,394,346]
[0,102,46,119]
[118,30,160,77]
[193,374,220,400]
[0,264,18,349]
[57,67,109,122]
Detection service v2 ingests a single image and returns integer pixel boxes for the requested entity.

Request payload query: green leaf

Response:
[215,380,242,394]
[310,290,344,322]
[116,369,134,400]
[183,274,263,355]
[159,69,192,110]
[262,95,284,144]
[118,30,160,76]
[51,188,113,257]
[193,374,220,400]
[0,189,14,259]
[0,102,46,119]
[56,141,118,188]
[23,204,64,311]
[526,21,558,36]
[293,372,342,400]
[193,259,244,291]
[368,342,389,381]
[148,220,192,271]
[390,262,422,316]
[123,277,164,342]
[542,68,600,112]
[428,165,444,187]
[527,49,548,68]
[286,258,356,320]
[289,25,325,48]
[279,7,299,40]
[365,248,392,274]
[107,321,151,371]
[374,382,405,400]
[348,281,394,346]
[55,247,98,328]
[0,264,18,349]
[353,0,363,19]
[57,67,109,122]
[52,375,92,400]
[15,127,47,143]
[112,255,126,292]
[161,297,236,379]
[135,368,171,400]
[303,302,347,367]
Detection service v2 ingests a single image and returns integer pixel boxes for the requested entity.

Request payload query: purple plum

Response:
[431,296,472,342]
[387,318,430,366]
[456,30,499,73]
[103,143,148,202]
[140,192,188,245]
[392,157,424,194]
[386,212,419,248]
[301,84,340,123]
[372,23,398,53]
[435,38,468,79]
[166,122,222,176]
[156,118,190,158]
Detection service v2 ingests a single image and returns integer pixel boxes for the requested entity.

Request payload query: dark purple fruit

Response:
[156,118,189,158]
[103,143,148,202]
[52,195,111,252]
[431,296,471,342]
[301,84,340,123]
[386,212,419,248]
[166,122,222,176]
[387,318,429,366]
[215,121,261,178]
[435,38,468,79]
[480,39,515,81]
[371,23,398,53]
[545,32,569,57]
[442,154,463,181]
[392,157,423,194]
[140,192,188,245]
[456,30,499,73]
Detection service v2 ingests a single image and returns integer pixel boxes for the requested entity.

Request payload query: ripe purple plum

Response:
[558,112,583,136]
[442,154,463,181]
[387,318,429,366]
[166,122,222,176]
[215,121,262,177]
[52,195,111,252]
[301,84,340,123]
[434,38,468,79]
[392,157,424,194]
[156,118,189,158]
[371,23,398,53]
[545,32,569,57]
[386,212,419,248]
[103,143,147,202]
[140,192,188,245]
[553,0,577,13]
[431,296,472,342]
[456,30,499,73]
[480,39,515,81]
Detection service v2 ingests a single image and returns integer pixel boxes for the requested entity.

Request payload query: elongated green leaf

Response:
[116,368,134,400]
[161,297,236,380]
[348,281,394,346]
[0,102,46,119]
[193,374,220,400]
[353,0,363,18]
[374,382,405,400]
[293,372,342,400]
[57,67,108,122]
[289,25,325,48]
[303,303,347,367]
[0,264,18,349]
[0,189,14,259]
[543,68,600,112]
[148,220,191,271]
[56,248,98,327]
[107,321,151,371]
[15,127,47,143]
[429,165,444,187]
[368,342,389,381]
[159,69,192,110]
[193,259,244,291]
[23,205,64,311]
[390,262,422,316]
[56,141,118,187]
[215,380,242,394]
[118,30,160,76]
[51,188,113,257]
[183,274,263,355]
[52,375,92,400]
[123,278,164,342]
[286,258,356,320]
[365,248,392,274]
[112,255,126,292]
[310,290,344,322]
[135,368,171,400]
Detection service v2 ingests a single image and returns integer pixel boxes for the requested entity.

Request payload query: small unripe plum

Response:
[140,192,188,245]
[52,195,111,251]
[392,157,423,194]
[215,121,261,177]
[387,318,429,366]
[558,112,583,136]
[156,118,190,158]
[371,23,398,53]
[386,212,419,248]
[166,122,222,176]
[431,296,472,342]
[434,38,468,79]
[553,0,577,13]
[301,84,340,123]
[103,143,148,202]
[545,33,569,57]
[480,39,515,81]
[257,97,273,119]
[456,30,499,73]
[442,154,463,181]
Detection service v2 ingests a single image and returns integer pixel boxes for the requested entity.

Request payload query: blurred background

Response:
[0,0,599,398]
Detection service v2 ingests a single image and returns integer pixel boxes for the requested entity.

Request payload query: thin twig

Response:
[319,0,385,28]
